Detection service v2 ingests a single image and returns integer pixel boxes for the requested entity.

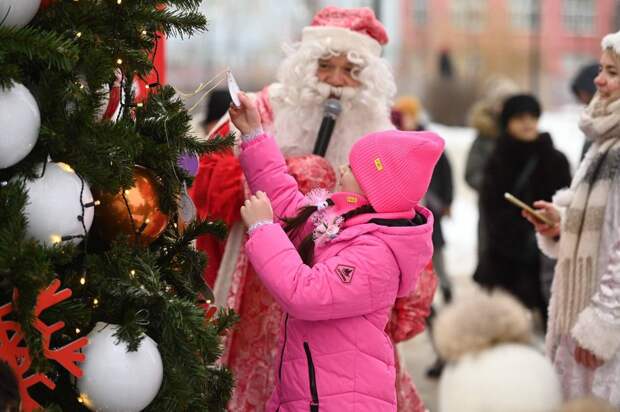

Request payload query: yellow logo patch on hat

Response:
[374,158,384,171]
[346,196,358,204]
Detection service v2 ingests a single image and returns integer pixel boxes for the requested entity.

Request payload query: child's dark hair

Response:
[282,199,375,265]
[0,360,20,412]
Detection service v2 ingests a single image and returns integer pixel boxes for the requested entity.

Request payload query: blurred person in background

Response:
[392,97,454,303]
[190,7,398,410]
[465,76,519,192]
[525,30,620,406]
[570,63,599,159]
[392,96,455,381]
[474,94,571,327]
[465,77,519,267]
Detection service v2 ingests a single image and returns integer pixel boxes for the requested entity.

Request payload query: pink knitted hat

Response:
[302,7,388,57]
[349,130,445,213]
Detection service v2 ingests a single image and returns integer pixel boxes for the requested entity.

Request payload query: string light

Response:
[57,162,74,173]
[75,328,81,334]
[93,298,99,306]
[116,0,122,4]
[142,30,148,36]
[75,32,82,38]
[80,277,86,285]
[206,299,212,305]
[130,269,136,278]
[136,102,144,108]
[116,58,123,65]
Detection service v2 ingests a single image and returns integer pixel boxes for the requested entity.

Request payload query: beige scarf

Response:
[547,94,620,353]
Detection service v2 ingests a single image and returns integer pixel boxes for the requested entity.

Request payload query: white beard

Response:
[267,80,394,168]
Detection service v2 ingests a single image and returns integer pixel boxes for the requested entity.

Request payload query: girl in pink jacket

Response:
[229,93,444,411]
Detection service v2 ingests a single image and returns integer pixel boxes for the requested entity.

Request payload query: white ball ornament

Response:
[0,0,41,28]
[0,82,40,169]
[16,162,94,246]
[77,323,164,412]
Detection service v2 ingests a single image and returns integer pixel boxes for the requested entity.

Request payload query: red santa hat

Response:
[302,7,388,57]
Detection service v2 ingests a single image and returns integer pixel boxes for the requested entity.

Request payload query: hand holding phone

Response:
[504,192,555,226]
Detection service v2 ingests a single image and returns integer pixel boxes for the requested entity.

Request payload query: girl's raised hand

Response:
[240,191,273,227]
[229,92,262,136]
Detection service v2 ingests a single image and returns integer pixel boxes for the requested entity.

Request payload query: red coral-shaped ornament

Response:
[0,279,88,412]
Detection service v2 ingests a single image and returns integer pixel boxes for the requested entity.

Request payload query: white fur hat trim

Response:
[302,26,382,57]
[602,30,620,54]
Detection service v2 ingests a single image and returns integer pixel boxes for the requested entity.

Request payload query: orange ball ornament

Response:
[93,166,169,246]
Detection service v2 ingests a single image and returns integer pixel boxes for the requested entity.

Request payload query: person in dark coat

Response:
[426,153,454,302]
[393,96,453,302]
[473,94,572,325]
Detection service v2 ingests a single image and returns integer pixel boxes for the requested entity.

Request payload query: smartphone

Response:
[504,192,555,226]
[227,70,241,108]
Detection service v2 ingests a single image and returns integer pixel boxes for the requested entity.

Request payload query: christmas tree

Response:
[0,1,236,411]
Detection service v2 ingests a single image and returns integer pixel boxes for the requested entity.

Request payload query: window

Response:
[509,0,540,31]
[563,0,595,35]
[413,0,428,27]
[451,0,486,32]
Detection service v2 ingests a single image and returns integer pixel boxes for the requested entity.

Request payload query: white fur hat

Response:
[602,30,620,54]
[439,344,562,412]
[435,290,563,412]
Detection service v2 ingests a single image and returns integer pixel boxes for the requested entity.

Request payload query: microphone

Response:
[313,98,342,157]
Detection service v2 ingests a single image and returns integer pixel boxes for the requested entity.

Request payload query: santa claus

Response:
[191,7,431,411]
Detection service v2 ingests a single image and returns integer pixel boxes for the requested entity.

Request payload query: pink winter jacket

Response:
[239,134,434,411]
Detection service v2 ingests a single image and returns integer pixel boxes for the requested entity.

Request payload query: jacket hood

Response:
[338,205,434,297]
[468,101,501,139]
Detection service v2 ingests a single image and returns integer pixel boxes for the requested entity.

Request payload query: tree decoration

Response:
[17,161,95,246]
[0,0,41,29]
[0,82,40,169]
[0,279,88,412]
[77,322,163,412]
[93,165,168,246]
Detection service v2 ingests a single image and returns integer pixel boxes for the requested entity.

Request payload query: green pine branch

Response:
[0,26,79,86]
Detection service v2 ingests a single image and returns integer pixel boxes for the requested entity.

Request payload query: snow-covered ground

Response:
[427,105,585,279]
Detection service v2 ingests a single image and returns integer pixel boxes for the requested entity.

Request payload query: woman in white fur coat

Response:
[524,30,620,406]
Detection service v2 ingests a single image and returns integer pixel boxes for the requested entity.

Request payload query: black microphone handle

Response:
[313,116,336,157]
